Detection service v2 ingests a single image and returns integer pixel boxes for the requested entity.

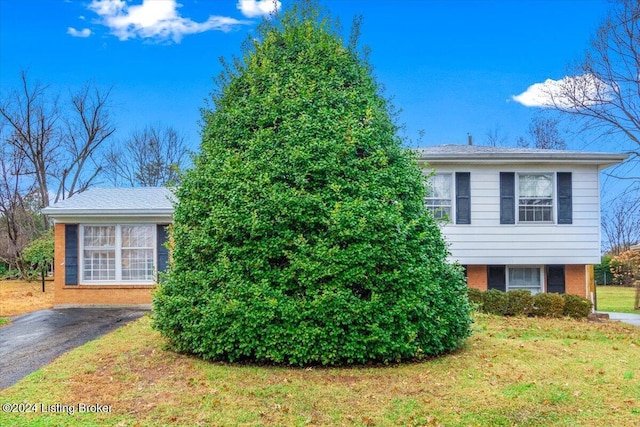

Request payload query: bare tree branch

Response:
[105,124,190,187]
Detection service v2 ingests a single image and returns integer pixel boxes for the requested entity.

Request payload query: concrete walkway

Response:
[0,308,148,390]
[599,311,640,327]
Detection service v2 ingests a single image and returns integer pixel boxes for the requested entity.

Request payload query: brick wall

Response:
[466,265,488,291]
[564,264,587,298]
[53,223,154,308]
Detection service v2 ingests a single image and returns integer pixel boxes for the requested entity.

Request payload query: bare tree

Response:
[601,195,640,255]
[517,115,567,150]
[56,83,115,202]
[106,124,190,187]
[0,72,115,216]
[0,71,60,211]
[549,0,640,162]
[483,124,508,147]
[0,133,42,275]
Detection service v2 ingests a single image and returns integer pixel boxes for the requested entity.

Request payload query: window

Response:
[425,173,452,220]
[518,173,553,223]
[508,267,543,294]
[81,225,155,284]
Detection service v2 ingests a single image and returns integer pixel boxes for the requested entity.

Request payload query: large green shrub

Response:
[532,293,565,318]
[482,289,509,315]
[152,2,471,365]
[562,294,592,318]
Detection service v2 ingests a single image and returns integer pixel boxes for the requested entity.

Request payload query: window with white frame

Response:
[508,266,543,294]
[425,173,452,220]
[518,173,553,223]
[81,225,155,283]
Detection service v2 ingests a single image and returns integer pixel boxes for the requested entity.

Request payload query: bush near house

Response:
[153,1,471,366]
[471,288,591,319]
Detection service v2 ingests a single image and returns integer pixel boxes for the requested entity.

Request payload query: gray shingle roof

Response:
[415,144,628,166]
[42,187,175,218]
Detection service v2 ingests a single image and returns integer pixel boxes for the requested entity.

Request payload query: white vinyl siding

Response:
[81,224,155,284]
[431,164,601,265]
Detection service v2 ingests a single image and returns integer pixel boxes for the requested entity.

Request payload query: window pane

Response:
[82,226,116,281]
[122,249,154,280]
[121,225,154,281]
[122,225,153,248]
[427,174,452,198]
[425,174,452,220]
[519,174,552,198]
[518,174,553,222]
[508,267,541,294]
[83,226,115,247]
[83,249,116,281]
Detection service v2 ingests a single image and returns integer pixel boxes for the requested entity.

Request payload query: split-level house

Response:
[42,145,626,307]
[416,145,627,300]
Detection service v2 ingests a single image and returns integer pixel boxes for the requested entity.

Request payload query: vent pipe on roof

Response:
[468,133,472,145]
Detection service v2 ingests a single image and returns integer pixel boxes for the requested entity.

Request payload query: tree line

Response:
[0,71,190,276]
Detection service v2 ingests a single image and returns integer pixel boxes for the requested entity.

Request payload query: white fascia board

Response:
[416,152,628,167]
[44,209,174,224]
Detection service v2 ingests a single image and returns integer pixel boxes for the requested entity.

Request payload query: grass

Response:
[1,314,639,426]
[0,279,54,319]
[597,286,639,314]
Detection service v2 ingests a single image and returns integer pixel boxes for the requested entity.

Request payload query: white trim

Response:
[516,172,555,224]
[425,172,455,222]
[79,224,156,285]
[506,265,544,294]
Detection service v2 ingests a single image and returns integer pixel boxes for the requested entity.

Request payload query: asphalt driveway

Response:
[0,308,148,390]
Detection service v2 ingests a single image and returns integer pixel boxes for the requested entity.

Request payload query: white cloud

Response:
[67,27,92,37]
[88,0,247,43]
[512,74,611,109]
[237,0,280,18]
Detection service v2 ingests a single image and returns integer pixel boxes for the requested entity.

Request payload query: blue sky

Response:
[0,0,616,153]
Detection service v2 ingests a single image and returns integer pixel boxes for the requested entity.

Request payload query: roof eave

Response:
[416,153,629,167]
[41,208,174,218]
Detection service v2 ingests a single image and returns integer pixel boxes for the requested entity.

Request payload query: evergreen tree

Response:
[153,1,471,365]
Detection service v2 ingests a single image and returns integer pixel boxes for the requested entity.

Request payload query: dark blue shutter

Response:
[500,172,515,224]
[157,225,169,275]
[455,172,471,224]
[487,265,506,291]
[546,265,566,293]
[557,172,572,224]
[65,224,78,285]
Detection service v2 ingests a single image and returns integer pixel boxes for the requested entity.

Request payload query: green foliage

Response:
[21,230,54,279]
[504,290,533,316]
[481,289,509,315]
[467,288,483,310]
[562,294,592,318]
[532,293,565,318]
[153,1,471,365]
[594,256,614,285]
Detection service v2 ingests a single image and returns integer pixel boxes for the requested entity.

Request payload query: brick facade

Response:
[564,264,588,298]
[466,265,488,291]
[464,263,588,297]
[53,223,154,308]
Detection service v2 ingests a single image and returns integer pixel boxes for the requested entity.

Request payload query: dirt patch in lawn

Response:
[0,279,54,318]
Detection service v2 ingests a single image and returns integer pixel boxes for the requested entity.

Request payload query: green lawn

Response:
[1,314,639,426]
[596,286,639,314]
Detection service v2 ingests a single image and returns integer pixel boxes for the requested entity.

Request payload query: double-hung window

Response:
[425,173,452,220]
[81,225,155,284]
[518,173,553,223]
[508,266,543,294]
